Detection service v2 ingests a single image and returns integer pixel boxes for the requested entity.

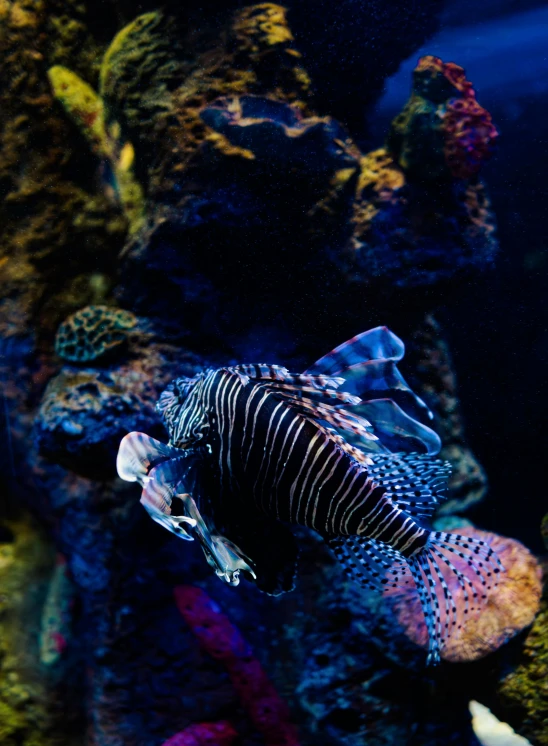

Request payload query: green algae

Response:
[47,64,145,235]
[0,516,78,746]
[497,563,548,745]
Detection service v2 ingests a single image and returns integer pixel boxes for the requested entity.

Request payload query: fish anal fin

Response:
[328,535,413,593]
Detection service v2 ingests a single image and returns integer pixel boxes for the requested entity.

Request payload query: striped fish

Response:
[117,327,503,664]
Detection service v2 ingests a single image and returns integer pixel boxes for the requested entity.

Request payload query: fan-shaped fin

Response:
[117,431,181,484]
[333,359,432,421]
[328,535,413,592]
[307,326,405,375]
[356,399,442,455]
[140,457,198,539]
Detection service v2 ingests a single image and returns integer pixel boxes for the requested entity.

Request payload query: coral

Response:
[39,554,73,666]
[54,304,137,363]
[347,149,497,292]
[0,3,511,746]
[386,528,543,663]
[174,585,300,746]
[494,567,548,746]
[0,0,126,346]
[406,315,488,514]
[35,337,190,476]
[161,721,237,746]
[148,3,313,201]
[0,515,81,746]
[47,66,107,159]
[98,11,187,173]
[35,369,156,475]
[113,18,499,341]
[387,55,498,182]
[47,65,145,234]
[341,55,498,292]
[469,701,532,746]
[201,95,359,177]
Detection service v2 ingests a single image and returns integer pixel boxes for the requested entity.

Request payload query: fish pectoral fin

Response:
[177,493,256,586]
[203,535,257,586]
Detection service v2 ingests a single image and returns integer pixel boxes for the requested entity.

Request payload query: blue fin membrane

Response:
[330,359,432,423]
[308,326,405,373]
[305,327,440,455]
[355,399,442,455]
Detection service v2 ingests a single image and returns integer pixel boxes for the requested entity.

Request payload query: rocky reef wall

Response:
[0,3,544,746]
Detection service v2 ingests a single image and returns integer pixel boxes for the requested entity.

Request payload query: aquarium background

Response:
[373,0,548,553]
[0,0,546,745]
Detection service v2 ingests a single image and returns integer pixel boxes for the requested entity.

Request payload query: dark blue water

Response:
[372,2,548,552]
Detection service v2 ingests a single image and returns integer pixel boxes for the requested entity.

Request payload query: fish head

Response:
[156,372,209,447]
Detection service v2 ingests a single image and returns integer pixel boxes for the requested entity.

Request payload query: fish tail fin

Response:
[407,531,504,665]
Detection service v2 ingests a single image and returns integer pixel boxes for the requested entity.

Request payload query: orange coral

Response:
[416,55,474,98]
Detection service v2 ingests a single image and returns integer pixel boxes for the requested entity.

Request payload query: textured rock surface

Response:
[406,315,488,514]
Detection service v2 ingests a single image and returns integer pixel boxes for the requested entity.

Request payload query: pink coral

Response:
[414,54,498,179]
[162,721,237,746]
[386,528,543,663]
[442,96,498,179]
[174,585,300,746]
[416,55,474,97]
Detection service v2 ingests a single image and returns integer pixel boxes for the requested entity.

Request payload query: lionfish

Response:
[117,327,502,664]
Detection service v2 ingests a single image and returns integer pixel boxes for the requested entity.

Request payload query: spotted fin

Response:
[328,534,413,592]
[406,532,504,665]
[331,530,503,665]
[367,452,451,521]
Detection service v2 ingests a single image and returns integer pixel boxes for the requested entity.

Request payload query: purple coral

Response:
[161,721,237,746]
[174,585,300,746]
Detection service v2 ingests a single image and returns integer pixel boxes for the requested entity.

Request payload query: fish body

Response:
[159,367,427,555]
[118,327,502,664]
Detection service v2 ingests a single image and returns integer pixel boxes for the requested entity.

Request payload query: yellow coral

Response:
[99,11,159,97]
[47,65,108,159]
[47,65,145,234]
[233,4,295,52]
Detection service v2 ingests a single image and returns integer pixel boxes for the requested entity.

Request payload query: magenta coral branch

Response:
[162,721,237,746]
[174,585,301,746]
